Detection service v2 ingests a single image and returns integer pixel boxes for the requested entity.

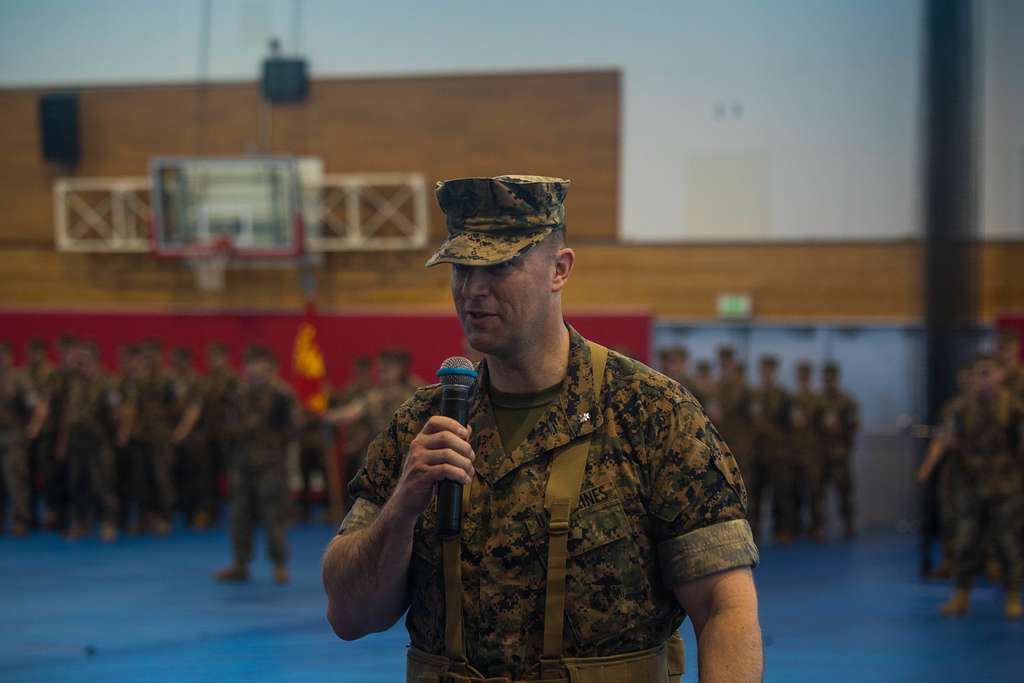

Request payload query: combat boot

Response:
[152,517,172,537]
[1005,591,1022,621]
[274,565,290,585]
[10,521,28,537]
[191,511,211,531]
[99,522,118,543]
[939,588,970,617]
[214,565,250,582]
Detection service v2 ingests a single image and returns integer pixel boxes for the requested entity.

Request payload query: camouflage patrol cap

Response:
[426,175,570,268]
[823,361,840,376]
[759,355,779,370]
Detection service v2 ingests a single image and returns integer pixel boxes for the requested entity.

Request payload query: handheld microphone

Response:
[436,357,477,537]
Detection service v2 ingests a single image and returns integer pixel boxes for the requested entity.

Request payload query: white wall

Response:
[0,0,1019,241]
[980,0,1024,240]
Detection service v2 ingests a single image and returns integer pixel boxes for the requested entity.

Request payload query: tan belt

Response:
[429,343,686,681]
[408,635,684,683]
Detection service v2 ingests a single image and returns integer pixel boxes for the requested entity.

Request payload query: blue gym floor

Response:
[1,524,1021,682]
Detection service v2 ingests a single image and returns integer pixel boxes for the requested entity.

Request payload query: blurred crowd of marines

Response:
[0,335,421,584]
[5,329,1020,613]
[658,344,860,547]
[917,328,1024,620]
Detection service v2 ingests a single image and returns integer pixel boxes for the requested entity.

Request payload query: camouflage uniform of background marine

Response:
[943,387,1024,605]
[658,346,691,391]
[333,356,374,505]
[24,340,54,528]
[341,176,759,682]
[708,349,757,540]
[789,362,822,539]
[751,357,794,543]
[0,346,42,536]
[297,401,329,522]
[688,359,714,407]
[41,335,78,530]
[930,372,971,576]
[62,345,119,539]
[224,350,297,572]
[169,349,206,527]
[114,345,142,530]
[201,345,239,524]
[365,349,423,440]
[812,363,859,538]
[130,342,177,531]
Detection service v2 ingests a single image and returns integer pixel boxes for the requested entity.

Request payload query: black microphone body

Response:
[435,356,477,537]
[437,382,472,536]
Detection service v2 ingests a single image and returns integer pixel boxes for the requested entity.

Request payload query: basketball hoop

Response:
[182,237,232,292]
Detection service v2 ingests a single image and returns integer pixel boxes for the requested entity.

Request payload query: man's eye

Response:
[489,259,517,273]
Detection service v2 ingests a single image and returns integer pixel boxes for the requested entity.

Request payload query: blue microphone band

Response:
[437,367,478,379]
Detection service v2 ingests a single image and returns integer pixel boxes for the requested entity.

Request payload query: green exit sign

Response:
[717,293,753,319]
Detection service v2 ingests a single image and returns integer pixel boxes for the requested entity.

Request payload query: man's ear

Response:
[551,247,575,292]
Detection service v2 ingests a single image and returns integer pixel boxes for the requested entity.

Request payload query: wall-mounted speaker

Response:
[39,92,80,166]
[261,57,309,104]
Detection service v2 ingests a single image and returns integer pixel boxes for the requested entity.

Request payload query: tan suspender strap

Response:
[442,477,473,668]
[540,341,608,676]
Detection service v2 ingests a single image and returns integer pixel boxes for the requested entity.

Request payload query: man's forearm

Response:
[323,501,415,640]
[697,606,763,683]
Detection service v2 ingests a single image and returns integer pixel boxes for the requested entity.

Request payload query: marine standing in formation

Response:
[0,342,47,536]
[216,346,297,584]
[918,354,1023,620]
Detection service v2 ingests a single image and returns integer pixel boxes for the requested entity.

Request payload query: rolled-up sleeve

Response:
[337,497,382,536]
[658,519,759,586]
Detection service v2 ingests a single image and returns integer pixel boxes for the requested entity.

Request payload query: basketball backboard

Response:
[151,156,307,257]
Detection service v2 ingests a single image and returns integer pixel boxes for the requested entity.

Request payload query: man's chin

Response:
[464,331,505,357]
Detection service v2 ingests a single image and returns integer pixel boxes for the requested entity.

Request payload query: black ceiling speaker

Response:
[39,92,80,166]
[261,57,309,104]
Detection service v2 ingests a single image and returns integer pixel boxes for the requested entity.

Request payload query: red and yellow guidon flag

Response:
[292,302,327,415]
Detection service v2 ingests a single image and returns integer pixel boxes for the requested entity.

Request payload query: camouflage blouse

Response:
[341,328,758,680]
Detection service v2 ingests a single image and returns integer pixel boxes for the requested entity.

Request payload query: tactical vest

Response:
[407,342,685,683]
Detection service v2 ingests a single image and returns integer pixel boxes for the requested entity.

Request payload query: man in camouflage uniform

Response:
[333,355,374,499]
[200,342,239,526]
[918,355,1023,619]
[216,347,297,584]
[813,362,860,540]
[24,339,54,528]
[323,175,762,682]
[119,339,176,535]
[789,361,821,540]
[327,350,422,503]
[41,333,78,531]
[689,359,714,407]
[659,345,691,389]
[168,347,205,529]
[751,355,793,544]
[113,344,142,531]
[62,342,120,542]
[1,343,47,536]
[996,328,1023,399]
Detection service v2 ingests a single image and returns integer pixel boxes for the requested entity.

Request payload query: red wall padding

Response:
[997,315,1024,362]
[1,310,652,388]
